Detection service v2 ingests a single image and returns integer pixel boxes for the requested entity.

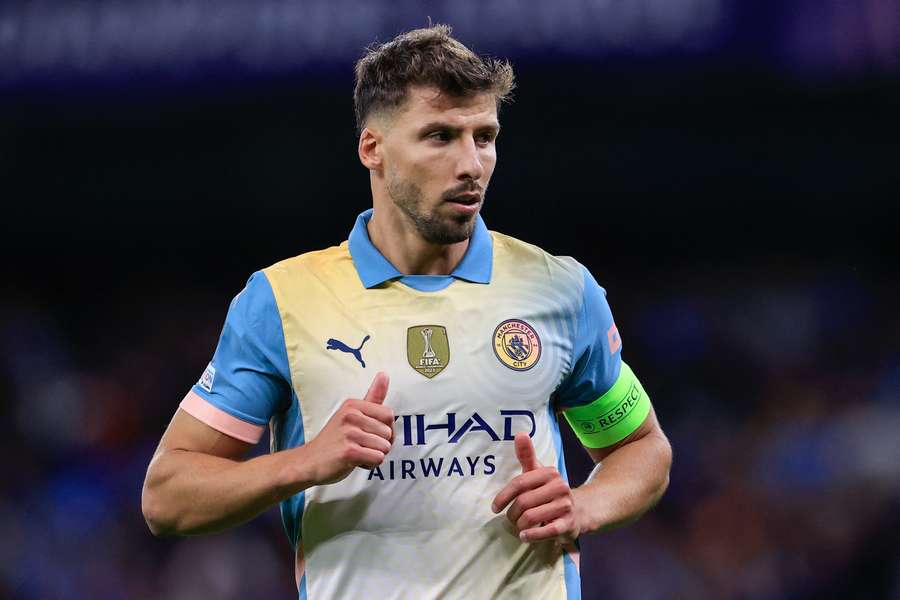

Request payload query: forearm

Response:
[572,431,672,533]
[142,444,313,536]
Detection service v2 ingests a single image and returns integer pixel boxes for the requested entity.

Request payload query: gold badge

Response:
[407,325,450,379]
[493,319,541,371]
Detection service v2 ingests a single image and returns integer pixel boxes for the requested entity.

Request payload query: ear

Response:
[358,126,384,172]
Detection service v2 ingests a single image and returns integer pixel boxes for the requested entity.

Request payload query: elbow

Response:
[141,483,178,537]
[142,493,170,537]
[654,435,673,502]
[657,470,671,502]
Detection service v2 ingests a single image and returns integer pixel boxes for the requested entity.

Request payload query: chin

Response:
[421,220,474,245]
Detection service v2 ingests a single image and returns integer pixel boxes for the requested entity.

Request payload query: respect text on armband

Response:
[575,383,641,434]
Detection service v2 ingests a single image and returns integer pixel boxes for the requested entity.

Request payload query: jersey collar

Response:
[348,208,493,289]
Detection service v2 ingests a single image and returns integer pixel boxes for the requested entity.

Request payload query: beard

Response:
[386,174,483,245]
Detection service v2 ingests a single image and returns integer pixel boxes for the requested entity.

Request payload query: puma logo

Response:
[326,335,371,368]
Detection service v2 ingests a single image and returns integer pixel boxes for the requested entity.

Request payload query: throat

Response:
[367,213,470,276]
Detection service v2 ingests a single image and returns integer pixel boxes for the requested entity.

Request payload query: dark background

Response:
[1,1,899,598]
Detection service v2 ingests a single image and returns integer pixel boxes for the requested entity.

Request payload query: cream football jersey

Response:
[180,209,644,599]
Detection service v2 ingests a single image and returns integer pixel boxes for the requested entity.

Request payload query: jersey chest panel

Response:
[264,244,581,599]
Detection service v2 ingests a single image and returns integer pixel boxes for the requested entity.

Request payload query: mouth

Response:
[445,192,481,206]
[444,193,482,216]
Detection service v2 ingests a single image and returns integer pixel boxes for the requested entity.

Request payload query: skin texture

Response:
[492,408,671,544]
[359,85,499,275]
[141,84,672,543]
[142,373,393,535]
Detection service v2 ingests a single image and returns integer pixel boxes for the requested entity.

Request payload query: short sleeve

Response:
[553,264,623,410]
[180,271,292,443]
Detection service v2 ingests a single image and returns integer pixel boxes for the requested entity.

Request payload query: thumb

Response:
[514,432,540,472]
[363,372,390,405]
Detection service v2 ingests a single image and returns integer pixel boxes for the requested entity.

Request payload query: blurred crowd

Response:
[3,0,897,597]
[1,260,897,599]
[576,263,900,599]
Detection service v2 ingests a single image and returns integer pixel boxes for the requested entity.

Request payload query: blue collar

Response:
[348,208,493,289]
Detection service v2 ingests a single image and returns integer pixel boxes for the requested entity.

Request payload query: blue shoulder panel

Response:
[554,264,623,410]
[191,271,292,424]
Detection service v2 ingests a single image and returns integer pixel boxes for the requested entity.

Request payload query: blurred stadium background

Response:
[2,1,899,598]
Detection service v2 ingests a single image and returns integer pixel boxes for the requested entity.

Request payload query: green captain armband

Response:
[563,362,651,448]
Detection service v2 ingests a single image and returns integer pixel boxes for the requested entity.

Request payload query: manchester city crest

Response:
[407,325,450,379]
[492,319,541,371]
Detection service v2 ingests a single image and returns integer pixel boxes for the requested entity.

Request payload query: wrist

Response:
[274,444,318,497]
[571,484,604,534]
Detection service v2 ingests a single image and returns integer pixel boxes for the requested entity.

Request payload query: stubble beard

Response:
[387,175,482,245]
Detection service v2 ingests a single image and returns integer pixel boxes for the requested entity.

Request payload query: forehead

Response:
[396,85,498,126]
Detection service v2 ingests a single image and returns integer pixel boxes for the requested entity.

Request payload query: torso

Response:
[264,232,584,599]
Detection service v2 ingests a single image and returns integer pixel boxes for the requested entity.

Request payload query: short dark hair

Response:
[353,24,515,134]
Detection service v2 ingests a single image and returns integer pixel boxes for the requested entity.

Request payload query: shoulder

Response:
[489,230,585,292]
[263,242,351,278]
[258,242,361,311]
[261,242,355,291]
[222,271,283,339]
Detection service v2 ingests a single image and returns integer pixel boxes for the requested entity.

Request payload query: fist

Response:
[491,432,580,544]
[306,372,394,485]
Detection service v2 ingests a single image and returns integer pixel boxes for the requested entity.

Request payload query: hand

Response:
[491,432,581,544]
[305,372,393,485]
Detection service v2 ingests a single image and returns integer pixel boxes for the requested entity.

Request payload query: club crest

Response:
[407,325,450,379]
[493,319,541,371]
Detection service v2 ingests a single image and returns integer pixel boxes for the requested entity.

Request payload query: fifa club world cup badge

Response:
[407,325,450,379]
[492,319,541,371]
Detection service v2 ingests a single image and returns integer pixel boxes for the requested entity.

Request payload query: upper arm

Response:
[177,271,292,445]
[554,264,622,411]
[153,408,255,462]
[555,264,654,453]
[142,409,256,536]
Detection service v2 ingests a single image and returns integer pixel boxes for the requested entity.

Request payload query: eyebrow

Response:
[417,121,501,135]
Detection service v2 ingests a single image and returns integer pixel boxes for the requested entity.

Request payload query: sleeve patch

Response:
[607,324,621,355]
[198,363,216,393]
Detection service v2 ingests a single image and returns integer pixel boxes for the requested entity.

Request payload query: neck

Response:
[367,207,470,276]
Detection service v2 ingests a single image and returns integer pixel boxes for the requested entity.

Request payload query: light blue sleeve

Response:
[191,271,292,425]
[553,264,623,410]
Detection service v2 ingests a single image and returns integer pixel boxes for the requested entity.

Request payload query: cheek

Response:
[481,149,498,177]
[388,157,422,186]
[403,164,434,193]
[393,160,440,199]
[407,158,445,186]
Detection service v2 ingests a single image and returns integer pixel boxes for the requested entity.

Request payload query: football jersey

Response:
[180,209,641,600]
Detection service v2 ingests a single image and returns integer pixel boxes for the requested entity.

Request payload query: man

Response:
[142,25,672,599]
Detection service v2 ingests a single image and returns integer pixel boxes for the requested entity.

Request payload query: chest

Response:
[280,282,576,441]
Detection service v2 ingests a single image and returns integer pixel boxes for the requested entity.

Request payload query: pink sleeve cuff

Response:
[179,391,266,444]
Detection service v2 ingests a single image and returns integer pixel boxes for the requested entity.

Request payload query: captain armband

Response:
[563,362,651,448]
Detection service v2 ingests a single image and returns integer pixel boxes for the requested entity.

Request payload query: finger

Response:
[347,429,393,454]
[491,469,555,513]
[515,498,571,534]
[363,372,390,405]
[354,400,396,432]
[344,411,394,441]
[514,432,541,472]
[506,477,570,524]
[519,517,570,543]
[349,446,387,469]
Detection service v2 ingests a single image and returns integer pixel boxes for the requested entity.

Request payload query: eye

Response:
[429,130,451,142]
[476,132,496,145]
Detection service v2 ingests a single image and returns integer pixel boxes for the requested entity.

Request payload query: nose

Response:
[455,137,484,182]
